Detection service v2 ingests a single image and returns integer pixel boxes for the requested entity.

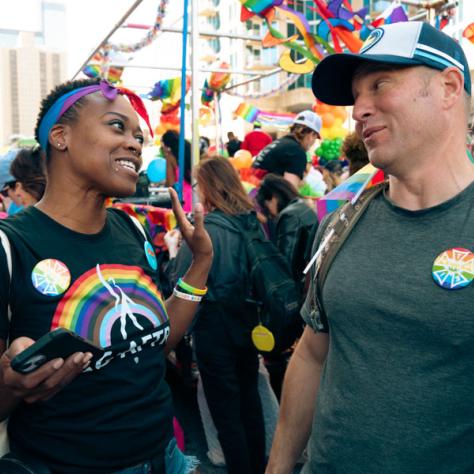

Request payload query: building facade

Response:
[0,0,67,147]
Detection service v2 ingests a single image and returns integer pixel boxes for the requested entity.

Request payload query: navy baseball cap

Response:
[312,21,471,106]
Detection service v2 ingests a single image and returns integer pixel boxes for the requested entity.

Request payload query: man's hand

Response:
[0,337,92,403]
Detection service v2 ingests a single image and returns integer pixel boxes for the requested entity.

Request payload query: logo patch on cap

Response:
[360,28,384,54]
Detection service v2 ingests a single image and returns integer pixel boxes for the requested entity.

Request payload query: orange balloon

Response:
[234,149,253,168]
[321,112,335,128]
[334,107,347,121]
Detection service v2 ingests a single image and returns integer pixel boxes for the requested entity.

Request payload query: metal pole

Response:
[191,0,200,186]
[178,0,190,203]
[71,0,144,79]
[122,24,262,41]
[108,63,268,76]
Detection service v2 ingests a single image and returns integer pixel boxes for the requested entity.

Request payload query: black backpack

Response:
[230,213,304,354]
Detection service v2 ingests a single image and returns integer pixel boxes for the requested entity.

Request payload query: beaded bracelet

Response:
[173,288,203,302]
[177,278,208,296]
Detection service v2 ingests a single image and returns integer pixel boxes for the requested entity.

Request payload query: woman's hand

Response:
[0,337,92,403]
[169,187,213,266]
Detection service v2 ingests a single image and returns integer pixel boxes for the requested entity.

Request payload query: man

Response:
[253,110,321,188]
[267,21,473,474]
[225,131,241,157]
[241,123,273,157]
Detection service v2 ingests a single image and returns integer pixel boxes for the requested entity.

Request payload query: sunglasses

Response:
[0,181,16,197]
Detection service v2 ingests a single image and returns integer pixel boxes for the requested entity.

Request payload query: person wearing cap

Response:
[0,78,213,473]
[0,149,23,216]
[267,21,473,474]
[252,110,322,188]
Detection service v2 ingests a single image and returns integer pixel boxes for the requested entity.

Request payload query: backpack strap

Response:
[313,182,387,330]
[0,229,12,323]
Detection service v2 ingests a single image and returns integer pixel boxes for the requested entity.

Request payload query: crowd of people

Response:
[0,21,472,474]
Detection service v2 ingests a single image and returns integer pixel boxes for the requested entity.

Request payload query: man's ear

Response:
[439,67,464,109]
[49,124,68,152]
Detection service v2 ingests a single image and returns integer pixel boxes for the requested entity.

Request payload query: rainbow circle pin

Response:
[31,259,71,296]
[432,247,474,290]
[144,241,157,270]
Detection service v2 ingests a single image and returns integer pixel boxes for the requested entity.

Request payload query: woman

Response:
[256,174,317,283]
[9,146,46,206]
[161,130,193,212]
[0,78,212,473]
[322,159,344,193]
[172,157,266,474]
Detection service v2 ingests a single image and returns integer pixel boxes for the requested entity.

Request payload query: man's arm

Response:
[283,172,302,189]
[266,327,329,474]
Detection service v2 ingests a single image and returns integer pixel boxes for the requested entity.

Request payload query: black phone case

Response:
[11,328,104,374]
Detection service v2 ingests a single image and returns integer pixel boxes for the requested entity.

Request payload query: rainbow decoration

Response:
[234,102,296,128]
[463,23,474,44]
[235,103,259,123]
[111,203,176,252]
[83,64,124,84]
[316,163,384,221]
[432,248,474,290]
[257,110,296,128]
[51,264,168,348]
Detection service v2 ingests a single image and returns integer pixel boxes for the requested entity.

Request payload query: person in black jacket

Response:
[172,157,266,474]
[256,174,317,283]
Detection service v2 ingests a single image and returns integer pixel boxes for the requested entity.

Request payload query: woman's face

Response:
[59,94,144,198]
[264,196,279,218]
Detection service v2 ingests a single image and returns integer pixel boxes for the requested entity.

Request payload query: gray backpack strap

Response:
[313,182,387,331]
[0,229,12,323]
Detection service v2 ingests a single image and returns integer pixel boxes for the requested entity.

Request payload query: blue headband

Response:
[38,81,153,151]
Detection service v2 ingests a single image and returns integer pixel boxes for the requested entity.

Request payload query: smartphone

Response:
[10,328,104,374]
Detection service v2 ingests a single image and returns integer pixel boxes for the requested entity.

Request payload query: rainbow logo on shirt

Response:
[432,247,474,290]
[51,264,168,347]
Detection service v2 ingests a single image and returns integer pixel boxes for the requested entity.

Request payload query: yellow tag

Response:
[251,324,275,352]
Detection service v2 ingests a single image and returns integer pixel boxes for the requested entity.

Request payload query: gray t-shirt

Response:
[302,182,474,474]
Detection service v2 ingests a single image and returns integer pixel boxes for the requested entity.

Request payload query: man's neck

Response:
[388,147,474,210]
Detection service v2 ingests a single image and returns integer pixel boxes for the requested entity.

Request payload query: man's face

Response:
[301,131,319,152]
[351,66,440,175]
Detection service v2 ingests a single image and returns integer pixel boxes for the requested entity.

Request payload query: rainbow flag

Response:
[257,110,296,128]
[111,203,176,252]
[235,103,259,123]
[316,163,384,221]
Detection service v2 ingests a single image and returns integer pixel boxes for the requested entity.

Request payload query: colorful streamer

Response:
[104,0,169,54]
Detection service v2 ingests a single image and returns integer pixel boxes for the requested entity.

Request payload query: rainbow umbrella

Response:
[316,162,384,222]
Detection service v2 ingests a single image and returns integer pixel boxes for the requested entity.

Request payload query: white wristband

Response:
[173,288,203,302]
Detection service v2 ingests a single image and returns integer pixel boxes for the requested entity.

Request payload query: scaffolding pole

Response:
[191,0,200,179]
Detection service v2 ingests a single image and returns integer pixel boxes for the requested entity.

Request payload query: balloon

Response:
[233,149,253,169]
[316,146,323,156]
[321,112,335,128]
[333,117,343,128]
[334,107,348,121]
[320,127,330,139]
[207,145,217,155]
[147,158,167,183]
